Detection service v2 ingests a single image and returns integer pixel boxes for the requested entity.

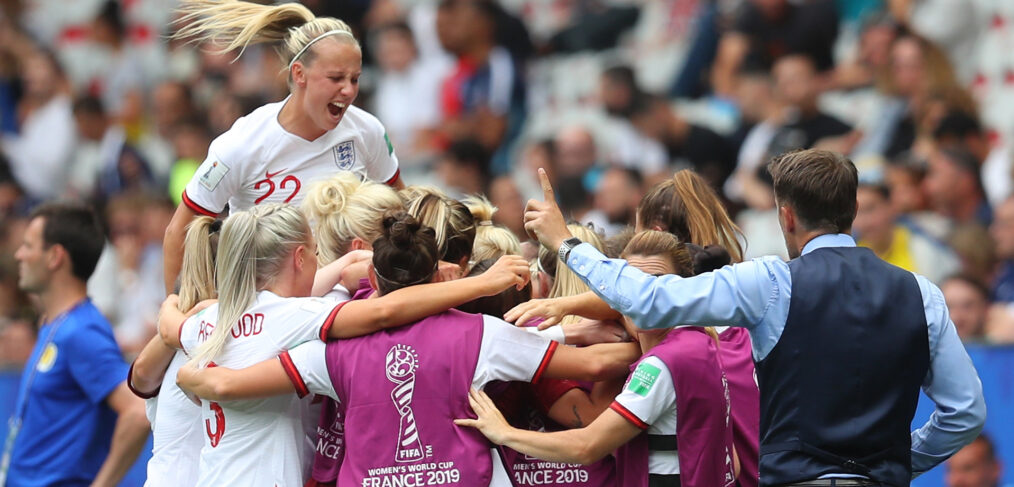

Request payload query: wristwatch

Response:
[558,237,584,264]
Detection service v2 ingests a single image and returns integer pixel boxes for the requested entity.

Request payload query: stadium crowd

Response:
[0,0,1010,486]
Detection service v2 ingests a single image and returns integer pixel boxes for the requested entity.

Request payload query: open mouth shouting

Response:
[327,102,347,122]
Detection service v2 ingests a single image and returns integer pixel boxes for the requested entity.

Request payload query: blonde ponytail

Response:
[303,173,403,265]
[178,216,220,312]
[462,195,520,265]
[189,204,311,367]
[174,0,357,69]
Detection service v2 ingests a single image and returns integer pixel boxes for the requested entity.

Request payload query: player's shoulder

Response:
[344,105,386,133]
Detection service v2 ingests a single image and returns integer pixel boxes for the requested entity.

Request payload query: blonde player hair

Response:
[178,216,220,312]
[303,173,404,266]
[406,192,476,267]
[462,195,521,265]
[173,0,358,86]
[620,230,719,342]
[549,224,605,324]
[189,204,312,367]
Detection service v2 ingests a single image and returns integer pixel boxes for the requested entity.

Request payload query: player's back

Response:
[181,291,337,486]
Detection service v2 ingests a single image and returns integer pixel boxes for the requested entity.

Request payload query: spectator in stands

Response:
[137,80,198,180]
[946,433,1003,487]
[585,167,642,238]
[371,21,450,168]
[435,0,525,174]
[87,0,144,130]
[166,117,212,206]
[766,55,852,157]
[0,49,76,201]
[933,110,1012,208]
[888,0,980,84]
[488,175,526,240]
[552,126,601,220]
[627,93,735,190]
[853,33,977,160]
[597,65,668,179]
[8,203,148,486]
[941,275,991,343]
[434,138,491,198]
[854,182,958,284]
[989,196,1014,303]
[924,146,991,226]
[710,0,839,98]
[70,95,154,202]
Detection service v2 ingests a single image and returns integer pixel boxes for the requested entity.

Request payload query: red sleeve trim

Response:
[181,190,220,217]
[531,341,559,385]
[384,169,401,186]
[126,361,160,399]
[279,352,310,398]
[610,401,649,430]
[319,301,349,341]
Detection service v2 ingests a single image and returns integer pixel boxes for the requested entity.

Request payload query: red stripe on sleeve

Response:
[181,190,220,217]
[126,361,160,399]
[279,352,310,398]
[531,341,559,385]
[610,401,649,430]
[319,301,349,341]
[384,169,401,186]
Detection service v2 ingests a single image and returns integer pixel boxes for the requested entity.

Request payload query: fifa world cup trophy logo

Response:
[386,344,425,463]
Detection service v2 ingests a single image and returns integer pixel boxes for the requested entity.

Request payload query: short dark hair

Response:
[933,110,983,141]
[29,203,105,282]
[768,149,858,233]
[371,211,440,295]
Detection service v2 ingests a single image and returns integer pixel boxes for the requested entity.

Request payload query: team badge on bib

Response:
[333,140,356,170]
[36,343,58,372]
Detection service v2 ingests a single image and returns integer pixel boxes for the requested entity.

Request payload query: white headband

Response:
[288,29,356,70]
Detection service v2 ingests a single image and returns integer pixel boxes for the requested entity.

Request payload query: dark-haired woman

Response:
[461,231,739,487]
[176,212,640,486]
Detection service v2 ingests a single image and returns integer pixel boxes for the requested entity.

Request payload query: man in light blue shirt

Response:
[522,149,985,487]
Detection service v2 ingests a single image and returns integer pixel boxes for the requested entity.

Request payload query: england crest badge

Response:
[333,140,356,170]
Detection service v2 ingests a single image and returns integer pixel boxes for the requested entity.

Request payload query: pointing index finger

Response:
[538,168,555,203]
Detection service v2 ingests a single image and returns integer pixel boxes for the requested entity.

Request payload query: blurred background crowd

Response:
[0,0,1013,374]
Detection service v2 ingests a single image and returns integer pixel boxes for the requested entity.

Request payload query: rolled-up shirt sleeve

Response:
[565,243,780,332]
[910,275,986,476]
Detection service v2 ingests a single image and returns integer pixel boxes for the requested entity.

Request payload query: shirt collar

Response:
[801,233,857,256]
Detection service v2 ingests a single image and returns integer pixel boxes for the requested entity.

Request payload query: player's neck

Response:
[278,96,327,142]
[38,279,87,322]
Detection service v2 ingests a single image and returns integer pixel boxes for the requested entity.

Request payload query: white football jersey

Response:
[179,291,343,487]
[144,351,202,487]
[182,98,400,216]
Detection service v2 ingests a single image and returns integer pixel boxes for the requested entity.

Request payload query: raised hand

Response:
[523,168,573,251]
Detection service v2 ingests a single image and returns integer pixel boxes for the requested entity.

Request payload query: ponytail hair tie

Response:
[478,220,494,227]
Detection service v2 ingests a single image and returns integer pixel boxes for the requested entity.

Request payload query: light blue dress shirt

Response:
[566,233,986,476]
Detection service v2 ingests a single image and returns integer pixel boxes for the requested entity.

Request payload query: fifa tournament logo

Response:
[386,344,425,463]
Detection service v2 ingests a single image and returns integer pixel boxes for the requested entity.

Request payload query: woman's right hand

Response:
[504,298,567,329]
[479,255,531,295]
